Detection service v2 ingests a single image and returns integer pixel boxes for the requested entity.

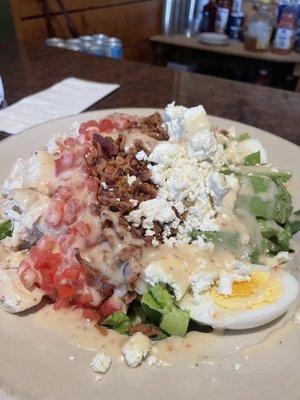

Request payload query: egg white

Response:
[179,266,299,330]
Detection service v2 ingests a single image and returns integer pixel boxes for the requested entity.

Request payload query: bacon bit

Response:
[124,292,137,304]
[96,325,108,336]
[130,323,162,338]
[93,135,119,158]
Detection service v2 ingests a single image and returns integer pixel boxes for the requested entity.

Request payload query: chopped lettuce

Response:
[102,311,132,335]
[160,306,190,337]
[142,284,190,337]
[149,284,173,311]
[289,210,300,235]
[238,133,250,142]
[250,196,270,219]
[244,151,260,166]
[0,220,12,240]
[273,185,292,224]
[250,176,270,193]
[190,230,238,250]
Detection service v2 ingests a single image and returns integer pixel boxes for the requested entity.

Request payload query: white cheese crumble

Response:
[135,150,148,161]
[144,260,189,301]
[121,332,151,368]
[127,175,137,185]
[89,352,111,374]
[147,356,159,367]
[127,198,177,230]
[128,103,226,246]
[234,363,242,371]
[293,311,300,326]
[101,182,108,190]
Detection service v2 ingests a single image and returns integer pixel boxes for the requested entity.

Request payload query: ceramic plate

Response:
[197,33,229,46]
[0,109,299,400]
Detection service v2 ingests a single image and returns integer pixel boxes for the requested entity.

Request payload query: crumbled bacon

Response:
[127,112,168,141]
[130,323,162,338]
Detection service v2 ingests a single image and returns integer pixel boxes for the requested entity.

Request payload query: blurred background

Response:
[1,0,300,91]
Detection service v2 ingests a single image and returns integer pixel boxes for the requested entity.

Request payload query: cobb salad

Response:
[0,103,299,371]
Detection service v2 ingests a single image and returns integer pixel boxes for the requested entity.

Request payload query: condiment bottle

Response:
[215,0,232,33]
[244,0,274,52]
[201,0,217,32]
[272,3,297,53]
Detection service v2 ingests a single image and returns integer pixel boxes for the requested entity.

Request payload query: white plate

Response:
[0,109,299,400]
[197,32,229,46]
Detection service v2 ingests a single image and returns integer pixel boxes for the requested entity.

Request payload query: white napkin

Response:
[0,77,119,134]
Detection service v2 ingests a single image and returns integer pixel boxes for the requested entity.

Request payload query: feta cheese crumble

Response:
[121,332,151,368]
[89,352,111,374]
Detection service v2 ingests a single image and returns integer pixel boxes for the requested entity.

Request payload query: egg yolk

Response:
[211,270,282,310]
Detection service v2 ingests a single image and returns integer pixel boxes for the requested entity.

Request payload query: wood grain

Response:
[150,34,300,64]
[19,1,162,45]
[19,0,146,19]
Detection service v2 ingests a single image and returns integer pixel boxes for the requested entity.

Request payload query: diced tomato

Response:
[45,198,65,228]
[79,122,87,135]
[100,297,122,317]
[58,233,76,253]
[99,118,119,133]
[36,235,56,252]
[82,308,100,321]
[77,292,93,305]
[19,267,37,289]
[73,221,91,237]
[63,198,78,225]
[56,284,76,299]
[53,186,73,201]
[61,265,82,281]
[63,137,76,148]
[55,150,75,175]
[53,299,69,310]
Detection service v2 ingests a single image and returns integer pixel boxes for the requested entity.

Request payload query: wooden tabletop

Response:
[0,39,299,145]
[150,34,300,64]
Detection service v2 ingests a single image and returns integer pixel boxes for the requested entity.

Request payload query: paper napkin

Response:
[0,77,119,134]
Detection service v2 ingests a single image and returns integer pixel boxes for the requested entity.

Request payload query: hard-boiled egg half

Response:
[179,265,299,330]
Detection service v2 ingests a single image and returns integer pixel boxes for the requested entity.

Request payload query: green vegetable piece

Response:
[0,220,12,240]
[249,249,259,264]
[244,151,261,166]
[238,133,250,142]
[250,196,269,219]
[251,176,269,193]
[289,210,300,234]
[141,291,163,323]
[277,223,292,252]
[273,186,292,224]
[258,219,283,239]
[270,171,292,185]
[150,283,173,311]
[291,221,300,235]
[160,306,190,337]
[190,230,238,249]
[102,311,132,335]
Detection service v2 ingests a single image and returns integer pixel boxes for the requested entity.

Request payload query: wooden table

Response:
[0,39,299,145]
[150,34,300,91]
